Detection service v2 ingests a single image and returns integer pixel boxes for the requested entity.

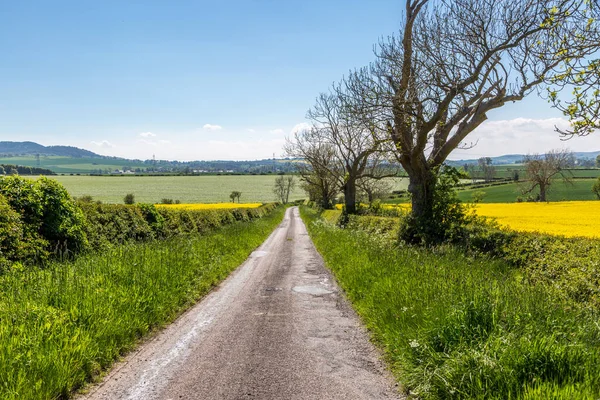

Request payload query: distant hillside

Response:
[0,141,101,158]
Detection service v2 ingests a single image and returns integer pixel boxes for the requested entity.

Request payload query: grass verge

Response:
[300,206,600,399]
[0,206,284,400]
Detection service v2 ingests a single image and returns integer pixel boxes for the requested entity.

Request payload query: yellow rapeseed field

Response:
[156,203,263,210]
[336,200,599,238]
[474,201,600,238]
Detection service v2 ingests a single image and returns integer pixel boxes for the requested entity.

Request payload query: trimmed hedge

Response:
[0,175,279,270]
[79,202,279,249]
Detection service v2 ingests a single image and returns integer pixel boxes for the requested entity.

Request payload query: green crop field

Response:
[0,156,146,174]
[456,179,599,203]
[49,175,306,203]
[44,175,413,204]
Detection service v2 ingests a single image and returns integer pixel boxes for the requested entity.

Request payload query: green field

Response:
[456,179,599,203]
[465,166,600,180]
[0,156,146,174]
[44,175,414,204]
[50,175,307,203]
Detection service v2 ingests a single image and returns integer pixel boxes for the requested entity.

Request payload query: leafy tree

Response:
[344,0,600,240]
[512,170,520,182]
[477,157,496,183]
[596,155,600,168]
[592,177,600,200]
[229,191,242,203]
[273,175,296,204]
[124,193,135,204]
[522,149,574,202]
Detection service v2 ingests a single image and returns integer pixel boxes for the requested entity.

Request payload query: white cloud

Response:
[448,117,600,159]
[139,132,156,138]
[203,124,223,131]
[290,122,310,135]
[247,128,256,133]
[269,128,284,135]
[90,140,115,148]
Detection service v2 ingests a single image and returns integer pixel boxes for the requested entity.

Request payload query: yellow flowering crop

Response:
[156,203,263,210]
[474,201,600,238]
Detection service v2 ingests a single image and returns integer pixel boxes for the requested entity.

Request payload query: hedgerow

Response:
[324,204,600,311]
[0,176,279,270]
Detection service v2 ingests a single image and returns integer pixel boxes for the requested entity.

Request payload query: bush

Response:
[124,193,135,204]
[0,194,24,270]
[0,176,88,264]
[592,177,600,199]
[36,177,89,254]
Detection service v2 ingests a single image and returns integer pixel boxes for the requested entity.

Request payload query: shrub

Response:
[124,193,135,204]
[0,194,23,270]
[36,177,89,254]
[0,176,88,263]
[592,177,600,200]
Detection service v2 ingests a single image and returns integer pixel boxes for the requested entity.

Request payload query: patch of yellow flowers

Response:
[473,201,600,238]
[337,201,600,238]
[156,203,263,210]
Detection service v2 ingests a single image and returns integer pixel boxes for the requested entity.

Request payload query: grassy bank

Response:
[300,207,600,399]
[0,206,284,400]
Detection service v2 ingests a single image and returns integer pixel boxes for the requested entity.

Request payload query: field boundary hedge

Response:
[80,202,279,251]
[0,175,279,271]
[321,208,600,310]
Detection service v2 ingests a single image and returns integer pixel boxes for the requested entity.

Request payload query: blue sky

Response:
[1,0,599,161]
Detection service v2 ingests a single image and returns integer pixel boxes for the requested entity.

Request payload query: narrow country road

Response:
[80,207,401,400]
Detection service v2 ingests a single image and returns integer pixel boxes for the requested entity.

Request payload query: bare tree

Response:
[522,149,574,201]
[477,157,496,183]
[287,88,397,214]
[286,137,341,209]
[273,175,296,204]
[354,0,600,229]
[358,177,393,205]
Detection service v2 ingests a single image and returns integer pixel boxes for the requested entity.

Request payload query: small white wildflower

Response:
[402,307,408,312]
[409,339,420,348]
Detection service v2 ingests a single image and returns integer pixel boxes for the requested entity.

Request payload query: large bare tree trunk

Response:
[344,179,357,215]
[539,184,547,202]
[407,166,436,222]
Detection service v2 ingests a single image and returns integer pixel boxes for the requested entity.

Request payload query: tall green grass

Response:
[0,206,284,400]
[300,207,600,399]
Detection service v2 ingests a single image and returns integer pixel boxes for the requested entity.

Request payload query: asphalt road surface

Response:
[80,207,401,400]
